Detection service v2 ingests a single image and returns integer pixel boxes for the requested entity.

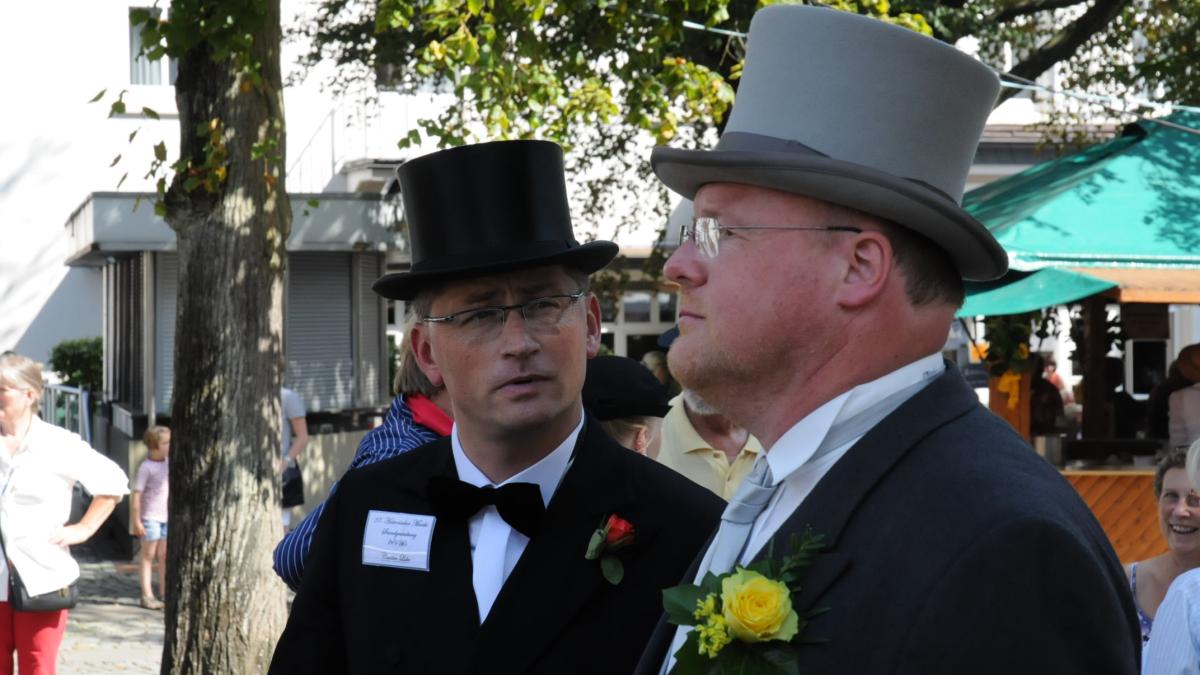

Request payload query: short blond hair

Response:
[0,352,44,413]
[144,425,171,450]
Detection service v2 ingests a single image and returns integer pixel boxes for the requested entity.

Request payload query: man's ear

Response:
[584,293,602,358]
[410,324,445,388]
[836,231,893,309]
[632,425,650,455]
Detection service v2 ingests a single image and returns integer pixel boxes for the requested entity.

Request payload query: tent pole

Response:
[1081,296,1110,439]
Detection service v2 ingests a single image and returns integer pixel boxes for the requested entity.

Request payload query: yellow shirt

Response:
[655,395,763,501]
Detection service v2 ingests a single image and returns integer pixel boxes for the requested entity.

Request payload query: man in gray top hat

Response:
[637,5,1139,674]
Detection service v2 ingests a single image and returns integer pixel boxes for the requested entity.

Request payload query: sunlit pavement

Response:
[58,544,162,674]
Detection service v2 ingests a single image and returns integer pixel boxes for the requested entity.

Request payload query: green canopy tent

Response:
[958,267,1116,318]
[958,111,1200,436]
[960,110,1200,314]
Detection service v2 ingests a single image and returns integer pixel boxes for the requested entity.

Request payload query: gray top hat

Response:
[652,5,1007,281]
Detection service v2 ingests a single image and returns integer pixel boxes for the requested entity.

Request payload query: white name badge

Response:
[361,510,436,571]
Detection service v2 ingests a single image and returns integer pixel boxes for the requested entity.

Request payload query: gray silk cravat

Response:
[699,457,776,578]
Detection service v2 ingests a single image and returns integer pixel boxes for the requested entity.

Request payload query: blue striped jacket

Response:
[272,394,441,590]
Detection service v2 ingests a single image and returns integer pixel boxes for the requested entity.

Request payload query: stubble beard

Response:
[667,336,747,420]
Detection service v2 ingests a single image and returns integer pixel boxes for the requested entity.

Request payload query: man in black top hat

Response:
[268,140,722,675]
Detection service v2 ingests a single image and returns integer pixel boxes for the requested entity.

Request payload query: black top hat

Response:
[583,356,672,421]
[372,140,619,301]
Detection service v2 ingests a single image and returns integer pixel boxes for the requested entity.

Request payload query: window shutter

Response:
[155,252,178,413]
[286,253,353,410]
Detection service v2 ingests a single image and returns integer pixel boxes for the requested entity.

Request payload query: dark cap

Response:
[583,356,671,421]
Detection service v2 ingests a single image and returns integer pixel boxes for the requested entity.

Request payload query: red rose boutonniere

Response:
[585,514,635,585]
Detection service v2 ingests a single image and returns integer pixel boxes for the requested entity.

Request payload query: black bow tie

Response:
[427,476,545,538]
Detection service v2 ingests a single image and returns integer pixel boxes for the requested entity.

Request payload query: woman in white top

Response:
[0,352,129,674]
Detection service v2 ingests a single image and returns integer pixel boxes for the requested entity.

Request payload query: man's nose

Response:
[664,241,707,289]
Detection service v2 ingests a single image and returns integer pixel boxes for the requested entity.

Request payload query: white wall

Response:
[0,2,177,362]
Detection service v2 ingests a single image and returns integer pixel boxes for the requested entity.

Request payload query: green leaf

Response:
[153,200,167,217]
[662,583,706,626]
[154,142,167,162]
[467,0,483,15]
[584,529,605,559]
[128,129,139,142]
[672,631,716,674]
[87,89,106,103]
[600,555,623,585]
[142,107,160,120]
[698,571,723,596]
[715,643,797,675]
[109,100,126,117]
[116,172,128,189]
[109,154,122,167]
[306,198,320,208]
[129,8,151,25]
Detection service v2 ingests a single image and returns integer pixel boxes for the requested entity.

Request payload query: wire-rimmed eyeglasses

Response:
[421,289,587,342]
[680,216,863,258]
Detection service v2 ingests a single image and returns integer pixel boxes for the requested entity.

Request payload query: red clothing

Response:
[0,602,67,675]
[407,395,452,436]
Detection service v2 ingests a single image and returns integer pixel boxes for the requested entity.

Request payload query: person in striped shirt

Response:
[272,338,452,590]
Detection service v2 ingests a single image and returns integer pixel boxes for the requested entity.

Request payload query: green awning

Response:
[957,267,1116,317]
[965,111,1200,269]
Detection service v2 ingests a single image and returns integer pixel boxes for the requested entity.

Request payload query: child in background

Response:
[132,425,170,610]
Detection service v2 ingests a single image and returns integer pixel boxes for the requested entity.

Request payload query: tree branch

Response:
[989,0,1087,24]
[998,0,1129,103]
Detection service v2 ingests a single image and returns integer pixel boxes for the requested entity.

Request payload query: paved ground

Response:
[57,543,164,674]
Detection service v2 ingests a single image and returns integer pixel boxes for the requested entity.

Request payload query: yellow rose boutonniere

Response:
[662,530,827,674]
[721,569,800,643]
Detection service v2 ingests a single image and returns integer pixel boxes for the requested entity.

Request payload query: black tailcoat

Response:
[270,420,722,674]
[636,366,1141,674]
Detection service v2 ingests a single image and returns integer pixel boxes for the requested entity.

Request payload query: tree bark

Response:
[162,1,291,672]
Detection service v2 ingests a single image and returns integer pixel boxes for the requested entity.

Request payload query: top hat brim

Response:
[373,240,619,301]
[652,146,1008,281]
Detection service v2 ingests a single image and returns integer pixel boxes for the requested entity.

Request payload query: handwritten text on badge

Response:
[362,510,436,571]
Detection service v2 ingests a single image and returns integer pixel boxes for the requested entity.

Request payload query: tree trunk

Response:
[162,1,290,672]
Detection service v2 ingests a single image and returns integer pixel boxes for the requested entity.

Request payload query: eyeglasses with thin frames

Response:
[421,289,587,343]
[680,216,863,258]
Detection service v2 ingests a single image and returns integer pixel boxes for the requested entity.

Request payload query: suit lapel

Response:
[469,421,636,673]
[753,366,980,614]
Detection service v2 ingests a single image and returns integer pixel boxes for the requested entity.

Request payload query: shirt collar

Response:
[667,394,763,456]
[765,353,945,486]
[450,414,584,507]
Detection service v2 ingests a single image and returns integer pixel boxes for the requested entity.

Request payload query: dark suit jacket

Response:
[269,419,722,674]
[637,366,1141,674]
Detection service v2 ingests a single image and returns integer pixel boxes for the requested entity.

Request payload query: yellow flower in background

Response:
[720,568,799,643]
[1016,343,1030,360]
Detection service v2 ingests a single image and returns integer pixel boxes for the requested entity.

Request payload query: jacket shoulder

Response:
[612,441,724,518]
[338,436,449,491]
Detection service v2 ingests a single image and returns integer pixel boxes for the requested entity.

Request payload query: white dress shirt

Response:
[451,416,581,622]
[0,416,130,599]
[1144,566,1200,674]
[662,354,944,673]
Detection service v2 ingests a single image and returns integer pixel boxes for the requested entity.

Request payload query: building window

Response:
[623,291,652,323]
[658,291,676,323]
[129,8,177,86]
